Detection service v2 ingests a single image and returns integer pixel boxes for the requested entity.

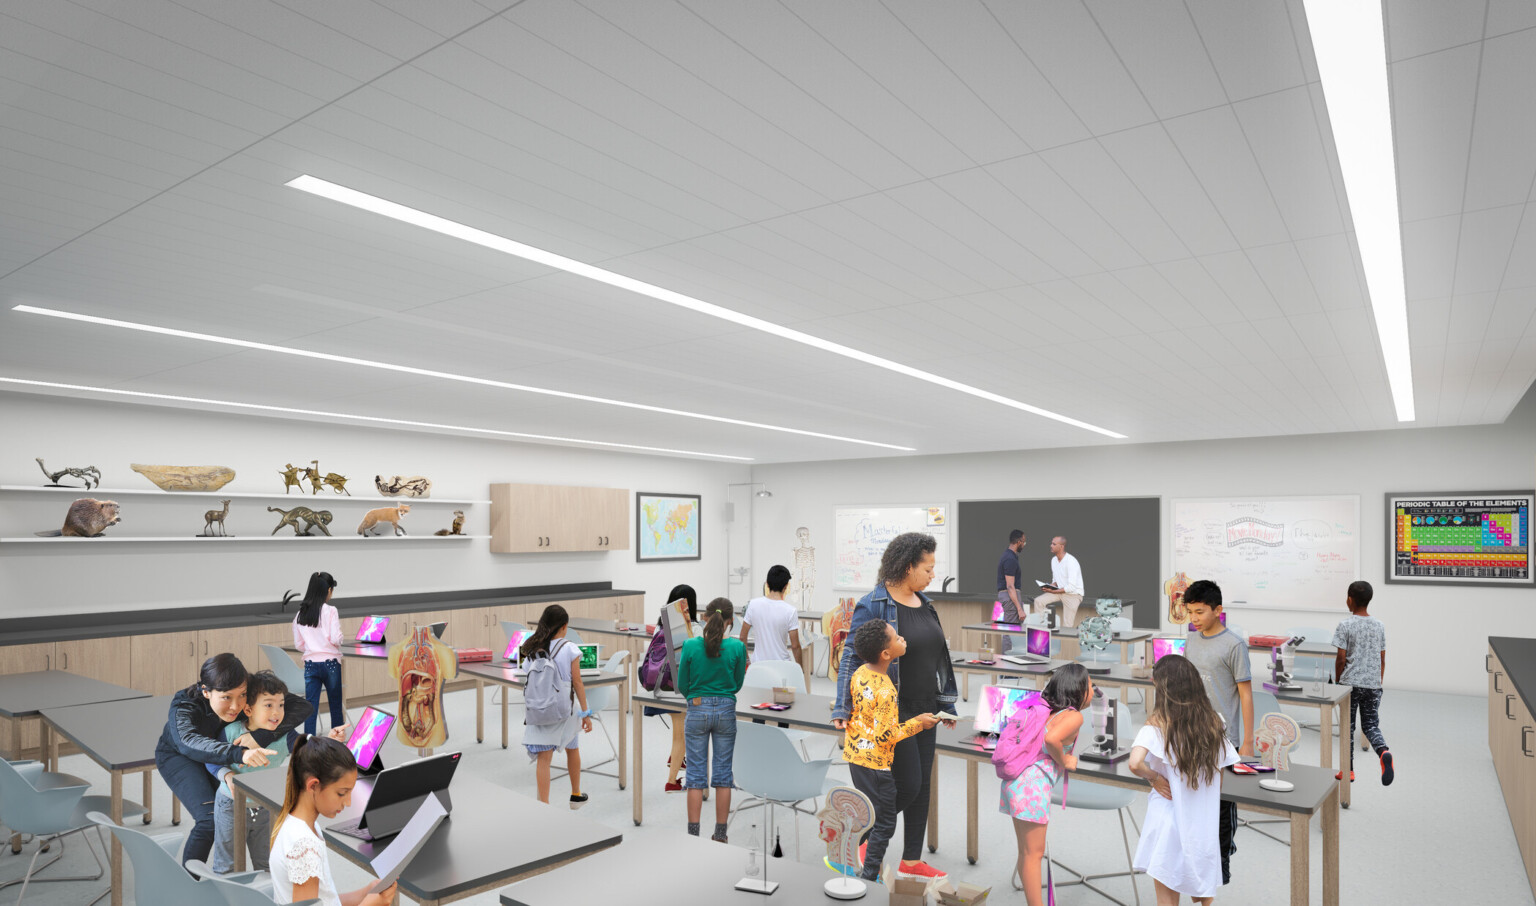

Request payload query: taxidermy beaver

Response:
[34,498,122,537]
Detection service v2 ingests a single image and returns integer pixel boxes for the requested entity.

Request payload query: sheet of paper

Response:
[368,791,448,894]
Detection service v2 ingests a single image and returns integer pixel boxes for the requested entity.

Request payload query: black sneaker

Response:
[570,794,589,810]
[1380,751,1394,786]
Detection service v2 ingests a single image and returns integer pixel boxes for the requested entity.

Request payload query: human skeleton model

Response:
[792,526,816,609]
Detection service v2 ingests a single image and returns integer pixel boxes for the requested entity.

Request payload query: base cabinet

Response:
[1489,644,1536,897]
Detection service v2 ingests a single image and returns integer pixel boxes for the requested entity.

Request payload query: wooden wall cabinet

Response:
[1488,644,1536,896]
[490,484,629,553]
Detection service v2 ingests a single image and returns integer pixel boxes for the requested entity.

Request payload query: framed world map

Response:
[636,492,701,562]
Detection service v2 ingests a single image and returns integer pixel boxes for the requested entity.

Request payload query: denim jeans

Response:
[849,764,898,881]
[155,749,219,865]
[211,784,270,873]
[683,696,737,790]
[304,659,344,735]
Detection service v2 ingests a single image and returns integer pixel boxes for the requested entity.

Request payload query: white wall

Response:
[1,393,748,616]
[747,391,1536,697]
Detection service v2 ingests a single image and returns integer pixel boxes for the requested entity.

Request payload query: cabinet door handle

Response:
[45,654,51,671]
[1486,653,1493,673]
[204,640,209,655]
[61,652,67,670]
[1508,695,1518,720]
[545,536,550,546]
[188,641,195,656]
[1495,672,1504,692]
[1524,727,1534,757]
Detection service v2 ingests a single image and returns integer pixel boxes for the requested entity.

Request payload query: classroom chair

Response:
[186,859,275,896]
[1236,688,1291,845]
[555,650,630,781]
[0,759,135,903]
[728,723,834,861]
[744,662,833,761]
[204,870,322,906]
[260,644,307,697]
[1019,772,1141,906]
[88,813,223,906]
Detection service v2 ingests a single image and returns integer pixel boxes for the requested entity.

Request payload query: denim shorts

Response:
[683,696,737,790]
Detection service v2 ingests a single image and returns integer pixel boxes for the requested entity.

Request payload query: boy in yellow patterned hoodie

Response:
[838,619,940,882]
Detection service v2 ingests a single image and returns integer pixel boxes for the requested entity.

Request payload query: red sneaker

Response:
[897,860,948,882]
[1333,770,1355,781]
[664,781,684,793]
[858,841,867,867]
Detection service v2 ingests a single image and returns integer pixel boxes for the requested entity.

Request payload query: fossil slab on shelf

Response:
[130,463,237,491]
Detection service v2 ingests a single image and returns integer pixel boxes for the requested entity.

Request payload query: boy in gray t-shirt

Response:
[1332,580,1393,786]
[1178,579,1250,887]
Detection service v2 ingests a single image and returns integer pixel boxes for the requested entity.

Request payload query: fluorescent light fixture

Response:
[1303,0,1415,422]
[0,377,753,461]
[11,305,913,452]
[285,174,1128,439]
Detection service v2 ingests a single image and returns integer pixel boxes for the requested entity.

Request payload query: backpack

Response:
[993,701,1076,782]
[638,630,674,692]
[524,639,575,726]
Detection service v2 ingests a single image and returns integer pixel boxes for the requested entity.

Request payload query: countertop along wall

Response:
[747,386,1536,697]
[1,393,748,618]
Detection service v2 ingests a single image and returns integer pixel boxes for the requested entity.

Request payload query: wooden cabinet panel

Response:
[198,627,260,678]
[56,638,132,687]
[595,487,629,550]
[491,483,630,553]
[0,643,55,756]
[131,631,201,697]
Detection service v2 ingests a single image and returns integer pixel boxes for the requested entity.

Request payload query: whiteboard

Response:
[834,505,951,592]
[1171,497,1359,613]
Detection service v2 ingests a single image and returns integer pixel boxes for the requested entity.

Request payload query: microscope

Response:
[1078,688,1130,764]
[1262,635,1308,693]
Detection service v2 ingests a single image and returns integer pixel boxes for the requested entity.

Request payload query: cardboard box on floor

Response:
[934,879,992,906]
[888,877,929,906]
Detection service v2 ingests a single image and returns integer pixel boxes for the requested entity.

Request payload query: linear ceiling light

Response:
[1303,0,1415,422]
[285,174,1128,439]
[0,377,753,461]
[11,305,913,451]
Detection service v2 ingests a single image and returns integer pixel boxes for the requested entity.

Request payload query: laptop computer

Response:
[345,707,395,776]
[501,629,532,665]
[1001,626,1053,665]
[357,615,389,644]
[328,751,461,842]
[577,643,601,677]
[970,685,1042,750]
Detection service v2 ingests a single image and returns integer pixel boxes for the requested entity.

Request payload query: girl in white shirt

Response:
[269,736,396,906]
[291,572,344,736]
[1127,654,1239,905]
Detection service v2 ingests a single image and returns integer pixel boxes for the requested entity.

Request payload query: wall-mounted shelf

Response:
[0,485,489,505]
[0,534,487,544]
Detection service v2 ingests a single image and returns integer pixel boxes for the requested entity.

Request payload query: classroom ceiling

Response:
[1,0,1533,463]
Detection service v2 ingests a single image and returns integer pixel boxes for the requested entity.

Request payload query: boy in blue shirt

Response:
[208,671,346,874]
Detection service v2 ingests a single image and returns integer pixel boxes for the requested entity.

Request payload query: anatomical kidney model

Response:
[388,625,459,748]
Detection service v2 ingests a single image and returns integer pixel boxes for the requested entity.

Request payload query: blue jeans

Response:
[211,784,270,873]
[683,697,737,790]
[304,659,343,735]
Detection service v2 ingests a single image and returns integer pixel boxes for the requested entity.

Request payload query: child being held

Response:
[840,619,940,882]
[209,670,346,875]
[1128,654,1240,905]
[997,663,1092,906]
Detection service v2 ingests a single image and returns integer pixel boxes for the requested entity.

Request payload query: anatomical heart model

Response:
[388,625,459,748]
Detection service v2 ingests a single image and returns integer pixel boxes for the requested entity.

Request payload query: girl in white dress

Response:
[269,736,397,906]
[1127,654,1239,905]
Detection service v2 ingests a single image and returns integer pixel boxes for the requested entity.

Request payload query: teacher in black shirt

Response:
[996,529,1027,651]
[832,532,959,883]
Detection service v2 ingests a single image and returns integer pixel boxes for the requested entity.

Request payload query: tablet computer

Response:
[357,615,389,644]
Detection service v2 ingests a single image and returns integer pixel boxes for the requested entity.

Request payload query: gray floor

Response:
[6,677,1532,905]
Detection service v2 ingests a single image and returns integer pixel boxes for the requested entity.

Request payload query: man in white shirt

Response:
[740,565,800,665]
[1033,536,1086,626]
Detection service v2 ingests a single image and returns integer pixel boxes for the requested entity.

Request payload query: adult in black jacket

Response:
[154,653,312,866]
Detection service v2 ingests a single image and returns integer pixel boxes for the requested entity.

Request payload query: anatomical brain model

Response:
[388,625,459,748]
[1254,712,1301,770]
[817,786,874,875]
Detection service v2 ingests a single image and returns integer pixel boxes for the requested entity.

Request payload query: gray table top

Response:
[634,686,852,731]
[935,724,1337,815]
[1491,636,1536,714]
[499,827,889,906]
[565,618,651,638]
[0,670,150,718]
[987,659,1353,705]
[234,770,621,901]
[456,663,627,688]
[949,652,1059,678]
[39,693,174,771]
[963,622,1150,641]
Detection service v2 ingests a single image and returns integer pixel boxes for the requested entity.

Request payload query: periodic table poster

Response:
[1387,492,1533,587]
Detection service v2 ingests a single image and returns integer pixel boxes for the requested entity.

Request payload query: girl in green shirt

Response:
[676,598,746,841]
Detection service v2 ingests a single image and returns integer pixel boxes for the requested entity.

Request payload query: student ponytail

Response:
[702,597,733,658]
[520,604,569,663]
[272,735,356,847]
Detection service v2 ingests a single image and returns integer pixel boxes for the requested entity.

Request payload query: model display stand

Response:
[817,787,874,900]
[734,821,778,895]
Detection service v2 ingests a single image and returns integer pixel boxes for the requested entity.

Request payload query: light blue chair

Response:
[568,651,630,780]
[203,872,322,906]
[0,759,127,903]
[260,644,305,694]
[88,813,222,905]
[1035,775,1142,906]
[565,629,585,647]
[728,723,834,860]
[186,859,273,897]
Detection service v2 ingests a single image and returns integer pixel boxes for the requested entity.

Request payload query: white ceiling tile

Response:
[985,153,1143,271]
[1098,124,1238,257]
[1409,297,1452,347]
[1446,294,1497,345]
[1153,258,1241,325]
[1384,0,1488,61]
[1463,28,1536,213]
[1038,140,1188,264]
[1402,214,1463,299]
[1202,250,1289,319]
[1086,0,1227,119]
[1391,43,1480,222]
[1185,0,1306,100]
[1452,205,1524,294]
[1165,106,1290,247]
[1295,234,1366,311]
[1486,0,1536,36]
[1500,204,1536,289]
[1233,86,1345,240]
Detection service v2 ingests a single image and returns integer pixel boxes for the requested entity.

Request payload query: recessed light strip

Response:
[0,377,754,461]
[285,174,1128,440]
[1302,0,1415,422]
[11,305,914,452]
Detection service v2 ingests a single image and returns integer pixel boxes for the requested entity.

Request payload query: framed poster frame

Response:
[1385,491,1533,587]
[635,492,702,562]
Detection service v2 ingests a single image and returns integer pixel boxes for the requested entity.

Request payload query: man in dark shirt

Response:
[995,530,1026,651]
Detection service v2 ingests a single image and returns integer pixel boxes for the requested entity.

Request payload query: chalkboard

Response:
[833,505,950,591]
[957,498,1160,630]
[1172,497,1359,612]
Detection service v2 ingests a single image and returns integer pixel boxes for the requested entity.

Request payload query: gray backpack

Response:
[524,638,575,727]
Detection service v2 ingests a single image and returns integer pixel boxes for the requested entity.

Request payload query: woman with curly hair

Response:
[831,531,959,883]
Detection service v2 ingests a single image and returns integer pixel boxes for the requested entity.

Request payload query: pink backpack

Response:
[993,702,1077,782]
